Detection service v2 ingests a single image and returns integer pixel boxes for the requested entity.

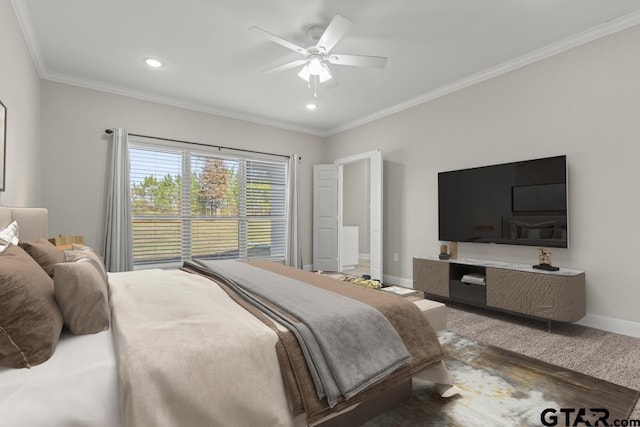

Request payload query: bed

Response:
[0,206,455,426]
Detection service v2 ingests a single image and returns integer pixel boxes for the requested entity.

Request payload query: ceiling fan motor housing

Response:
[308,26,325,44]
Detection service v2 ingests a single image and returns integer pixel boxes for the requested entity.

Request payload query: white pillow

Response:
[0,221,20,253]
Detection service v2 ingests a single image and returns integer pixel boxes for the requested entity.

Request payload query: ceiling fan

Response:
[250,15,388,97]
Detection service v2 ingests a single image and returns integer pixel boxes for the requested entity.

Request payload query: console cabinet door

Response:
[413,258,449,297]
[486,268,585,322]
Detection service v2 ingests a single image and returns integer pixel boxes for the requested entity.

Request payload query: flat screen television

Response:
[438,155,568,248]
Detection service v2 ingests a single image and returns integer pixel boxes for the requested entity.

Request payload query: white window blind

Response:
[130,143,287,266]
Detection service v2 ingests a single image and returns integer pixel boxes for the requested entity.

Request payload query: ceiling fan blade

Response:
[263,59,307,73]
[249,26,307,54]
[316,14,352,52]
[328,54,388,69]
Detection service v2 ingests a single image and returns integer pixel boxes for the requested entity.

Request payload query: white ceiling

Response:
[13,0,640,136]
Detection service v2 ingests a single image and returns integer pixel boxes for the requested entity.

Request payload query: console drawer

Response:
[450,280,486,305]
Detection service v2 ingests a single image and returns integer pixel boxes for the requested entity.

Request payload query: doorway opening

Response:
[312,150,383,280]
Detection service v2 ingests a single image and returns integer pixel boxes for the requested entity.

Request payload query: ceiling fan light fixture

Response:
[297,65,311,81]
[318,63,332,83]
[298,61,332,83]
[307,56,323,75]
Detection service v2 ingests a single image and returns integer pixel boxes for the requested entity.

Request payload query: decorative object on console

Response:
[533,248,560,271]
[448,242,457,259]
[438,244,450,260]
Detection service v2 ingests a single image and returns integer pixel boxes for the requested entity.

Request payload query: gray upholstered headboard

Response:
[0,206,48,243]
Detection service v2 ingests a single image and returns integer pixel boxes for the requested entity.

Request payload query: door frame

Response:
[335,150,383,280]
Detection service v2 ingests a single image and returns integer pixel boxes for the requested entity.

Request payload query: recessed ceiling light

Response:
[144,58,163,68]
[306,103,317,110]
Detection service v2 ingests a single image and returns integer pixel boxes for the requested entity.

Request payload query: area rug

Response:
[363,331,639,427]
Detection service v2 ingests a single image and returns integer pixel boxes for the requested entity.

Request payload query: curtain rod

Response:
[104,129,299,160]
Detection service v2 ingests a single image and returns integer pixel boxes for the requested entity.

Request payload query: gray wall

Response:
[326,25,640,330]
[39,81,327,265]
[0,2,42,207]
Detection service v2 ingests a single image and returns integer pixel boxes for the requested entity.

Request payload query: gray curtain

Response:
[285,154,302,268]
[104,128,133,272]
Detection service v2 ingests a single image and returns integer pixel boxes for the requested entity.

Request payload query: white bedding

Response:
[0,328,121,427]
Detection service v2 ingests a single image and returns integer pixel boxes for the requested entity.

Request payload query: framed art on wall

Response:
[0,99,5,191]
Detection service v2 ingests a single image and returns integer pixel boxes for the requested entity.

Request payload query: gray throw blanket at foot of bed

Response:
[187,260,412,408]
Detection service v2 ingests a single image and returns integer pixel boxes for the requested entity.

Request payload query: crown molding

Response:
[11,0,640,139]
[10,0,45,76]
[327,11,640,136]
[41,71,327,137]
[10,1,325,137]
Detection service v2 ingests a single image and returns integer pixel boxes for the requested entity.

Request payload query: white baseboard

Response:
[359,253,370,260]
[576,313,640,338]
[303,264,313,272]
[383,274,413,288]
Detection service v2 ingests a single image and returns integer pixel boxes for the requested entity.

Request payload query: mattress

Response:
[0,328,121,427]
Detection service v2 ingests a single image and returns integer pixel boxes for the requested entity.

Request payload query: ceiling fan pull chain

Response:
[313,75,318,98]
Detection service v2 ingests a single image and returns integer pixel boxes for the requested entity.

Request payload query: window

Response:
[129,142,287,267]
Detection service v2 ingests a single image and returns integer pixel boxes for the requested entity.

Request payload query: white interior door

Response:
[313,164,339,271]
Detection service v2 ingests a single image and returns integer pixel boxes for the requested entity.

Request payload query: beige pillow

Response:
[65,245,108,283]
[19,237,65,277]
[0,245,63,369]
[54,260,110,335]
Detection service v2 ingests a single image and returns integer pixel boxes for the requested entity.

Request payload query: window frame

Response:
[128,136,289,269]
